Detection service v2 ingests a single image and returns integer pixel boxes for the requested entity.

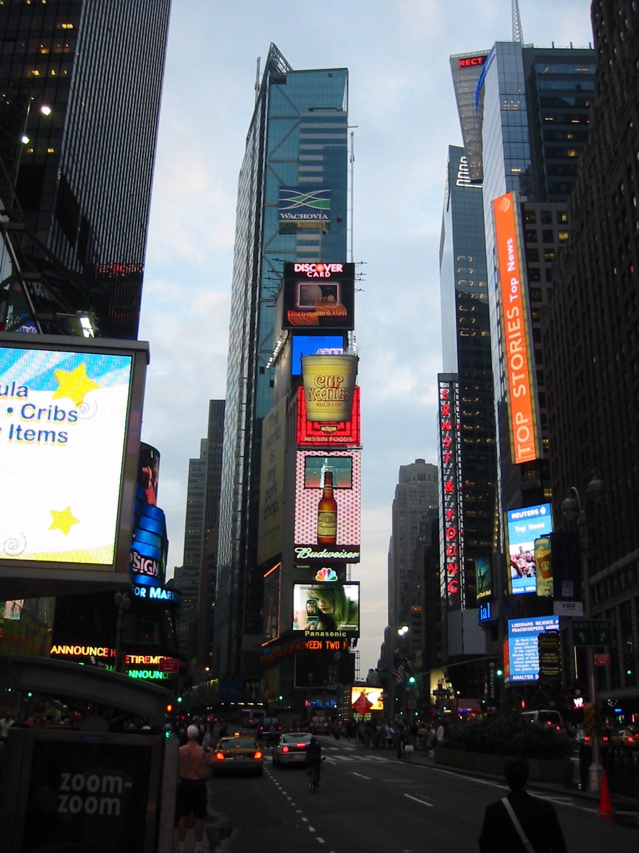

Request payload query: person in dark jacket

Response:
[479,756,567,853]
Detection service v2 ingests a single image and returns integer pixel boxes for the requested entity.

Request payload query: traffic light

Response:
[407,675,416,686]
[166,703,173,714]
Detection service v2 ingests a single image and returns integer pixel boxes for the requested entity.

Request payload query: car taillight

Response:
[282,746,289,753]
[215,752,225,760]
[254,751,263,760]
[628,736,634,744]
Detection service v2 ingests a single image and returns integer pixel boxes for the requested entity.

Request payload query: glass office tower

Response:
[438,147,497,697]
[0,0,171,338]
[215,45,349,681]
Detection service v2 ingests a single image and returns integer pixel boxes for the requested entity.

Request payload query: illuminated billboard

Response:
[475,554,493,601]
[257,398,287,565]
[351,685,384,713]
[292,581,359,636]
[506,503,553,595]
[297,386,361,448]
[438,377,463,608]
[492,192,539,464]
[507,615,560,683]
[130,442,167,587]
[294,451,360,563]
[282,262,355,330]
[291,334,345,375]
[0,334,147,596]
[263,563,281,644]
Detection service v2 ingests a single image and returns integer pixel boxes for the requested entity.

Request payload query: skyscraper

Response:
[215,45,349,683]
[387,459,438,632]
[174,400,225,665]
[445,32,595,704]
[452,41,595,521]
[0,0,171,338]
[438,146,497,685]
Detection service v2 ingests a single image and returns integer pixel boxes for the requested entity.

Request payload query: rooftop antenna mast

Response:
[512,0,524,43]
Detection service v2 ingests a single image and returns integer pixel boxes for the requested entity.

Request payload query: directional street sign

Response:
[572,618,612,647]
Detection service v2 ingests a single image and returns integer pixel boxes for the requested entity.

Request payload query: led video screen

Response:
[0,334,147,592]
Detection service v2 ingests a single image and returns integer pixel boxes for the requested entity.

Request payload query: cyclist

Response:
[306,735,322,784]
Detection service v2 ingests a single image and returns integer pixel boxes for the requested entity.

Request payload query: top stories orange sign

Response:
[492,192,539,464]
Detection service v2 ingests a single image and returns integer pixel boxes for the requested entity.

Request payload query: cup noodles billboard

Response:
[282,262,355,330]
[492,192,539,464]
[0,334,147,596]
[297,386,361,448]
[294,450,360,563]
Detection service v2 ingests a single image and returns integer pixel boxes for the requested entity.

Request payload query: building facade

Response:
[0,0,171,338]
[542,0,639,715]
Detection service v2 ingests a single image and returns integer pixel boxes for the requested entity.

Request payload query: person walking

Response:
[176,725,214,853]
[479,756,567,852]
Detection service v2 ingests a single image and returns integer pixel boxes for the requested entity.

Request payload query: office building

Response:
[214,45,350,686]
[0,0,171,338]
[446,25,595,704]
[387,459,438,633]
[452,39,595,523]
[542,0,639,713]
[174,400,225,666]
[437,146,497,693]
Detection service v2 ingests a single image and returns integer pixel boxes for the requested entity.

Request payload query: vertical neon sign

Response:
[439,377,463,608]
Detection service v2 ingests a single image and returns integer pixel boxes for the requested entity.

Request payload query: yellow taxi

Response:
[210,734,264,776]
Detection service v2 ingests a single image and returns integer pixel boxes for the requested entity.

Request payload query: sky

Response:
[138,0,595,675]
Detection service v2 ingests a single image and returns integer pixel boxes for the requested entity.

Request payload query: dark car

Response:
[211,734,264,776]
[257,717,283,740]
[271,732,315,766]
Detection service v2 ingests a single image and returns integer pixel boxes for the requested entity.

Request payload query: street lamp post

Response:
[562,471,605,795]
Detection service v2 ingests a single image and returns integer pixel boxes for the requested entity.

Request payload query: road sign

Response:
[572,618,612,647]
[594,653,611,667]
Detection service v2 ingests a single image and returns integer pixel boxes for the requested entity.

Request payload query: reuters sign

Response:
[493,192,539,464]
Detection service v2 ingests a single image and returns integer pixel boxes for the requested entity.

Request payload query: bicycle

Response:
[309,762,320,793]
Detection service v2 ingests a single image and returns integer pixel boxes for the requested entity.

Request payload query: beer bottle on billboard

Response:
[317,470,337,544]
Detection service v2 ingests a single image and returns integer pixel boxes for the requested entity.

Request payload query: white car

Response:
[271,732,315,767]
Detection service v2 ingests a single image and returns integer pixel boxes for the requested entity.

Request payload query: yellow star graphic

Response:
[50,506,80,536]
[52,363,100,406]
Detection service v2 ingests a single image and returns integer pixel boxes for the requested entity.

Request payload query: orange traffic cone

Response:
[598,769,614,817]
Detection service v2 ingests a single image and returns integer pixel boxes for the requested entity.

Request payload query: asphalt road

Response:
[201,737,638,853]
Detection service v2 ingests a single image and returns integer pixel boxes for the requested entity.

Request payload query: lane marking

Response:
[404,793,434,807]
[350,771,370,780]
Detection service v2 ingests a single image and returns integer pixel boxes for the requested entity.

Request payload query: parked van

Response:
[521,710,563,731]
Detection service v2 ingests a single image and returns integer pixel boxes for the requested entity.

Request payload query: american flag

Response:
[393,658,406,685]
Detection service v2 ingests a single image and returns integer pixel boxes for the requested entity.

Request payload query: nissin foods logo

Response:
[279,188,331,221]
